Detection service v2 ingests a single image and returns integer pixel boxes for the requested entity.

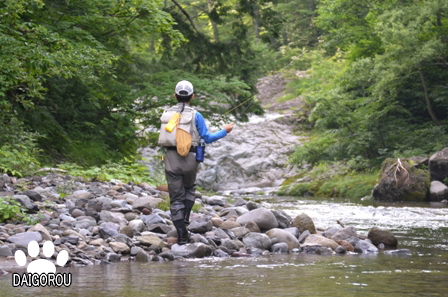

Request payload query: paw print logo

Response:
[14,241,69,274]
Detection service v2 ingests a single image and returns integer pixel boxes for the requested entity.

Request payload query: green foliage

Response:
[58,159,157,185]
[443,177,448,187]
[278,162,378,198]
[0,196,38,224]
[0,115,41,177]
[0,197,23,222]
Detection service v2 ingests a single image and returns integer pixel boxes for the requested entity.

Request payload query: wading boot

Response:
[173,219,190,245]
[184,200,195,226]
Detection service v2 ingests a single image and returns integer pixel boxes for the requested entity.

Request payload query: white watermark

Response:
[12,240,72,287]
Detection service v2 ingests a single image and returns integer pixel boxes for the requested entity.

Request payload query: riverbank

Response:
[276,162,379,199]
[0,172,407,274]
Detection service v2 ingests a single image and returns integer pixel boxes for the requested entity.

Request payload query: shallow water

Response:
[1,196,447,297]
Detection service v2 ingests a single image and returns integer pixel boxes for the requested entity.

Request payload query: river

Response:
[1,195,447,296]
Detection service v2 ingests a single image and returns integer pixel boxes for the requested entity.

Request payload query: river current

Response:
[1,195,447,297]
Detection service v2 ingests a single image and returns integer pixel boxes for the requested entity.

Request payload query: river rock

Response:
[65,191,94,200]
[266,228,300,250]
[271,210,291,229]
[104,252,121,263]
[204,196,226,206]
[136,234,164,249]
[292,213,316,234]
[429,147,448,181]
[335,240,355,252]
[246,201,259,211]
[59,213,75,222]
[355,240,379,253]
[367,227,398,248]
[23,190,42,202]
[221,238,239,251]
[429,181,448,201]
[27,223,52,241]
[0,246,13,257]
[188,217,213,233]
[372,158,430,202]
[100,210,127,227]
[159,250,175,261]
[334,246,347,254]
[89,238,105,246]
[214,249,230,258]
[141,213,166,226]
[13,195,37,212]
[71,209,86,218]
[236,208,278,230]
[117,226,133,238]
[242,232,272,250]
[128,219,145,233]
[88,197,113,212]
[110,242,130,254]
[284,227,300,238]
[323,227,340,238]
[171,243,212,258]
[271,242,289,254]
[74,219,97,230]
[231,226,250,238]
[304,234,338,250]
[331,226,358,241]
[8,232,42,247]
[134,249,151,262]
[300,245,333,255]
[219,220,241,229]
[211,218,223,227]
[133,197,162,210]
[98,222,120,239]
[147,223,172,234]
[244,221,261,233]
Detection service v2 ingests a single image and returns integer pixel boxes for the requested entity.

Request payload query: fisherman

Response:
[158,80,234,245]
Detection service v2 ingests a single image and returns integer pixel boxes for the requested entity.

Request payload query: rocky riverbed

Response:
[0,173,407,273]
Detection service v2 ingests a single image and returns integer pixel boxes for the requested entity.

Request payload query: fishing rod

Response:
[219,49,308,122]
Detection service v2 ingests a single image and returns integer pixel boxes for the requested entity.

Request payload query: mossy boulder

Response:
[372,158,430,202]
[429,147,448,181]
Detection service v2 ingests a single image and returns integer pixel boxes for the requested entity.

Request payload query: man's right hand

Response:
[224,122,234,133]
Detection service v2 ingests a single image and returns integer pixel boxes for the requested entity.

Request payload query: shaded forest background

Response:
[1,0,447,177]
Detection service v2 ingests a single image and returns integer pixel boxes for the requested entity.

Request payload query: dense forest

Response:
[1,0,447,178]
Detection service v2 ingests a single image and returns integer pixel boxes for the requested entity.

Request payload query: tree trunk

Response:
[419,68,441,126]
[207,0,220,42]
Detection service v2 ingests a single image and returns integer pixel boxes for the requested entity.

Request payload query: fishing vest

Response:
[158,103,200,147]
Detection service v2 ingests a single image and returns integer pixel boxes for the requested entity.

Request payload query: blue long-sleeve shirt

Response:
[195,111,227,144]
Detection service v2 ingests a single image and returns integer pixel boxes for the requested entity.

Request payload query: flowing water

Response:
[1,196,447,297]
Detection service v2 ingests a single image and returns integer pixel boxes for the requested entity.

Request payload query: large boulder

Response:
[236,208,278,230]
[291,213,316,234]
[367,227,398,249]
[429,148,448,182]
[429,181,448,201]
[194,113,301,191]
[372,158,430,202]
[265,228,300,250]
